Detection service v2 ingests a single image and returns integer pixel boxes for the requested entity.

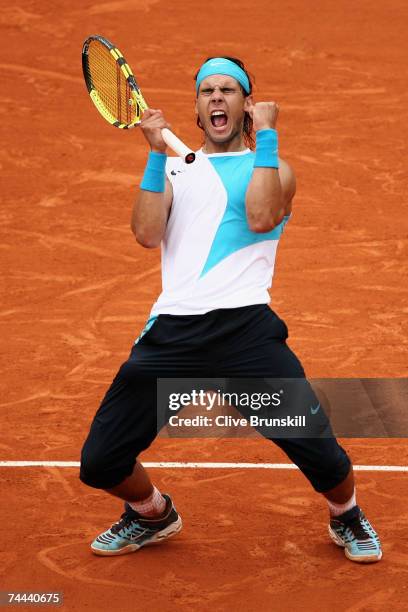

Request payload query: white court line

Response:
[0,461,407,471]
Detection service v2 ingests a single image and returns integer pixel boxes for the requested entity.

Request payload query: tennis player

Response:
[80,57,382,562]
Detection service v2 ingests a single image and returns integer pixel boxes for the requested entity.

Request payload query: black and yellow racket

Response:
[82,35,195,164]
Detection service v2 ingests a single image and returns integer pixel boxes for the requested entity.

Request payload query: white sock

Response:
[128,486,166,518]
[327,488,357,517]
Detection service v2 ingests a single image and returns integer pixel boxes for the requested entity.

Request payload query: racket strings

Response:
[87,41,139,125]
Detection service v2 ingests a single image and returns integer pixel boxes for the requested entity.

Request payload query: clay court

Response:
[1,0,408,610]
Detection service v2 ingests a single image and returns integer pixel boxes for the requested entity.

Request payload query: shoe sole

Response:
[328,525,382,563]
[91,516,183,556]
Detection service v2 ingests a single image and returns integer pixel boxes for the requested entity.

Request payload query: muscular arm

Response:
[130,108,173,249]
[131,178,173,248]
[246,158,295,232]
[245,101,296,232]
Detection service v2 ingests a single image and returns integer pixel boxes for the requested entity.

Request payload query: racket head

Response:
[82,35,148,129]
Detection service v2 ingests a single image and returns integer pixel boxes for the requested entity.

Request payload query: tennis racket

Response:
[82,35,195,164]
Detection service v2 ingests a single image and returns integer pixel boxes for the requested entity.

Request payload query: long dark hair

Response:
[194,56,255,149]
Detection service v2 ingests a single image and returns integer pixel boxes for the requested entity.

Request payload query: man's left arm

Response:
[245,102,295,232]
[277,158,296,218]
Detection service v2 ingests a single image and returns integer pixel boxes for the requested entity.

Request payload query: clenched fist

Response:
[247,101,279,132]
[140,108,171,153]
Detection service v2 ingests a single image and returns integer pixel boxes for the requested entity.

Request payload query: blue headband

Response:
[195,58,250,95]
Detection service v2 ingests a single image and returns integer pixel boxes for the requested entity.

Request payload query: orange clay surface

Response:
[1,0,408,610]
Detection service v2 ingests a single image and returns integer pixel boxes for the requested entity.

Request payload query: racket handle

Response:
[161,128,195,164]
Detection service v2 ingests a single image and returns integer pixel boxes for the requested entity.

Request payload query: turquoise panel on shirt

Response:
[134,315,158,344]
[200,153,289,277]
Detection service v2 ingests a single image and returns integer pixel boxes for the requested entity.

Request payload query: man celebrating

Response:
[80,57,382,563]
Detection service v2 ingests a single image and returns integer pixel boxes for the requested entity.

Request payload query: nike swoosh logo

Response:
[310,403,320,415]
[129,529,147,541]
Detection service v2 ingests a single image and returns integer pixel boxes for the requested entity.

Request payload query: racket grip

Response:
[161,128,195,164]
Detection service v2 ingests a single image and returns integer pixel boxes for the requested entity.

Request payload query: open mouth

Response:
[210,110,228,128]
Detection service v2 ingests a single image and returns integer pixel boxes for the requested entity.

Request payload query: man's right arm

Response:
[130,108,173,249]
[131,178,173,248]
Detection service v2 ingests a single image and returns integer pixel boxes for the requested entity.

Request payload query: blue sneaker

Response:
[328,506,382,563]
[91,494,182,556]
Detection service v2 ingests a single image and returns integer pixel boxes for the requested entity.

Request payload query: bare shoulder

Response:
[278,158,296,214]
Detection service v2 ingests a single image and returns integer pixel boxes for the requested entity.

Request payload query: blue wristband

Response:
[140,151,167,192]
[254,129,279,169]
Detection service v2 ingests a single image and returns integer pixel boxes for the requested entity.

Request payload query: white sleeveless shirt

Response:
[150,149,290,316]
